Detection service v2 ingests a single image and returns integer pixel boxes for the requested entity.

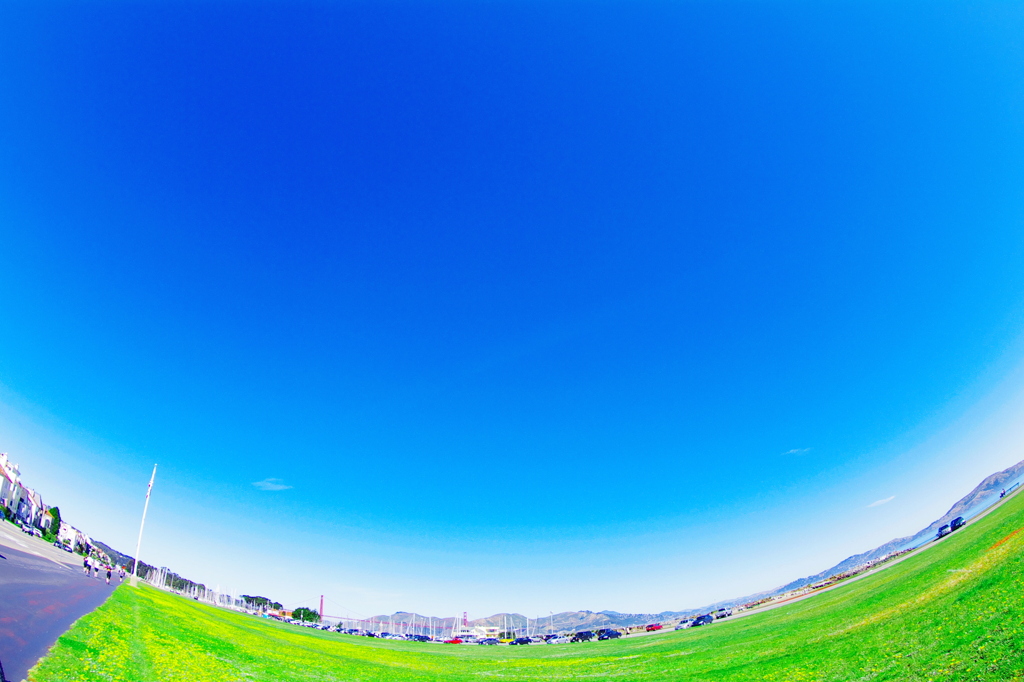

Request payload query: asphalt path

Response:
[0,524,119,682]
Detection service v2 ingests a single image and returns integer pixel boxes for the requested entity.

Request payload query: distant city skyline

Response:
[3,0,1024,618]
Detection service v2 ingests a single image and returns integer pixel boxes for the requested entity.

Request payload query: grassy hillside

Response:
[31,491,1024,682]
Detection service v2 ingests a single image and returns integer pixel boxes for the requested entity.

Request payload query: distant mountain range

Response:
[92,540,135,569]
[757,456,1024,600]
[366,457,1024,632]
[358,610,695,634]
[99,457,1024,633]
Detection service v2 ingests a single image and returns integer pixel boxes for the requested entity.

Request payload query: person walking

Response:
[106,566,112,585]
[83,556,90,576]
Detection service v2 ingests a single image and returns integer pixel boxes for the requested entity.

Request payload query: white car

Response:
[547,636,571,644]
[674,620,693,630]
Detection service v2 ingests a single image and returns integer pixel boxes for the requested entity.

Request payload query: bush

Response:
[292,607,320,623]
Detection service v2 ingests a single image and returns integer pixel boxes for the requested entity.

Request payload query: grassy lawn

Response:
[30,493,1024,682]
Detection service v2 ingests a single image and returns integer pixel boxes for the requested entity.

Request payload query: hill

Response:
[31,482,1024,681]
[755,456,1024,600]
[357,458,1024,629]
[92,458,1024,632]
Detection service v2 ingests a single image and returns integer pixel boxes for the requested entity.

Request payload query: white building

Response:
[0,452,23,514]
[17,487,45,529]
[58,520,77,546]
[75,528,92,553]
[450,622,501,640]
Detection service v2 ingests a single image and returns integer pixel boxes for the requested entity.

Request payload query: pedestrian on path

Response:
[83,556,89,576]
[106,567,111,585]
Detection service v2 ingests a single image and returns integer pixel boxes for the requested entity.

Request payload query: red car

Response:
[444,638,463,644]
[645,624,663,632]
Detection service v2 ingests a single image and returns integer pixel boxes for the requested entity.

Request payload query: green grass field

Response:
[31,492,1024,682]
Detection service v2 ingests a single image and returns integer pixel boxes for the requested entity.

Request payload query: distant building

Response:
[39,505,56,532]
[75,528,92,554]
[0,452,24,513]
[56,520,90,552]
[17,487,45,529]
[2,453,47,529]
[58,520,77,546]
[451,625,501,640]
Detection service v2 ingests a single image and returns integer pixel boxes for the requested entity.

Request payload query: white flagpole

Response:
[130,464,158,587]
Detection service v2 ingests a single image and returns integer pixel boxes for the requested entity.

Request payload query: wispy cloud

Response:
[783,447,811,455]
[868,496,895,508]
[252,478,292,491]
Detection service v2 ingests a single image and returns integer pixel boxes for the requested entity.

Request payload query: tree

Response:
[292,607,320,623]
[44,507,62,543]
[242,595,283,611]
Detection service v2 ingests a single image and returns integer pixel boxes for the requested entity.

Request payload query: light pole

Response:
[130,464,157,587]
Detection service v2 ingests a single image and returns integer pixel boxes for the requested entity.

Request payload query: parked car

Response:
[713,608,733,619]
[645,624,663,632]
[570,631,595,642]
[937,524,951,538]
[674,620,693,630]
[509,637,532,646]
[444,638,463,644]
[691,615,714,627]
[477,638,500,645]
[547,635,571,644]
[950,516,966,532]
[598,630,622,640]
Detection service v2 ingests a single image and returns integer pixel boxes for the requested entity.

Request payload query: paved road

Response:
[0,524,118,682]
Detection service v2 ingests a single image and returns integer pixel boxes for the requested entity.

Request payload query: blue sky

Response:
[2,0,1024,618]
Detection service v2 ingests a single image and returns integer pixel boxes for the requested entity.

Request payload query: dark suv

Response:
[571,631,594,642]
[937,524,951,538]
[950,517,965,532]
[598,630,622,640]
